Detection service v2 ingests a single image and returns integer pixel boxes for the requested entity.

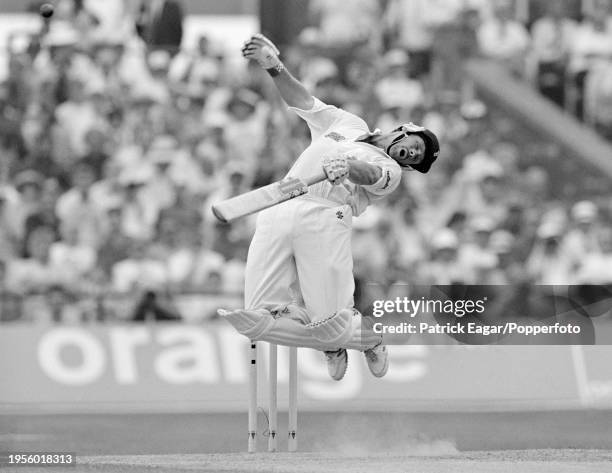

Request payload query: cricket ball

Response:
[40,3,54,18]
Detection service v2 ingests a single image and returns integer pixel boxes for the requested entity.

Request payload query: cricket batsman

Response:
[219,34,440,381]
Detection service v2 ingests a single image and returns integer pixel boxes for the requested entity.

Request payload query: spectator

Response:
[170,34,222,97]
[111,240,167,293]
[291,29,339,92]
[575,226,612,283]
[201,268,224,294]
[384,0,462,77]
[158,184,203,236]
[130,289,181,321]
[86,0,132,41]
[447,153,508,226]
[477,0,530,75]
[391,204,426,268]
[89,158,124,212]
[526,220,572,284]
[5,224,63,294]
[0,259,23,322]
[520,165,550,203]
[487,230,523,284]
[53,0,102,44]
[223,89,268,173]
[141,49,172,104]
[0,187,18,262]
[55,161,105,247]
[432,7,481,91]
[89,35,128,99]
[221,245,247,295]
[309,0,381,49]
[500,200,537,261]
[420,228,474,284]
[43,285,84,323]
[136,0,184,57]
[529,0,576,106]
[421,91,469,142]
[352,209,391,284]
[309,62,350,107]
[583,57,612,139]
[204,165,251,225]
[162,225,223,292]
[446,210,469,242]
[34,23,94,103]
[49,222,97,285]
[5,170,45,240]
[82,128,112,178]
[142,135,179,214]
[118,166,158,240]
[459,216,499,283]
[567,0,612,119]
[561,200,602,272]
[374,49,425,119]
[54,78,108,158]
[97,205,133,279]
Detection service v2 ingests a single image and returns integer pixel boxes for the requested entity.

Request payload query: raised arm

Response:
[242,34,314,110]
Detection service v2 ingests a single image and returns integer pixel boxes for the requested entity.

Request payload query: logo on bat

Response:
[279,177,308,198]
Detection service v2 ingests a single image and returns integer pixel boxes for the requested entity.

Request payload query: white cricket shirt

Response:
[287,97,402,216]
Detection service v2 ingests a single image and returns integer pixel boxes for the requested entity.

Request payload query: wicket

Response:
[248,341,298,453]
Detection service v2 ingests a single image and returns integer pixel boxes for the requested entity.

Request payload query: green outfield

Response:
[75,451,612,473]
[1,410,612,472]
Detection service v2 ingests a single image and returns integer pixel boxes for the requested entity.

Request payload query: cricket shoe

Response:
[364,343,389,378]
[324,348,348,381]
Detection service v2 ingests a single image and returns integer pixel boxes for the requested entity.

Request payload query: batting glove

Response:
[323,155,350,185]
[241,34,283,72]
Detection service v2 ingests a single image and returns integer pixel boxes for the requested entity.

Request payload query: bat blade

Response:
[211,172,326,223]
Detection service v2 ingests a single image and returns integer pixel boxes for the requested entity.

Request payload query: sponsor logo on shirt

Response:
[325,132,346,142]
[381,170,392,190]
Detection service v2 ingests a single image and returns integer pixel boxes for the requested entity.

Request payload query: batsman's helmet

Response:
[387,123,440,173]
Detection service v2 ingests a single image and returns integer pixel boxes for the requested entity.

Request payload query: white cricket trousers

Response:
[244,196,354,323]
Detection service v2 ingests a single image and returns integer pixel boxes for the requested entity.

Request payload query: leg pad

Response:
[305,309,353,347]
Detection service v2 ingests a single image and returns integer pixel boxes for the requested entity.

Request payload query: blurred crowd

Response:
[474,0,612,139]
[0,0,611,322]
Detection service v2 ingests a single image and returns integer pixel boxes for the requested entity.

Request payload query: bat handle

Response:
[303,170,328,187]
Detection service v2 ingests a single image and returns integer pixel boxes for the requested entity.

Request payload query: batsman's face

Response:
[388,134,426,167]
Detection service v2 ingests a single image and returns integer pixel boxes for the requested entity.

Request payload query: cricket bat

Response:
[212,171,327,223]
